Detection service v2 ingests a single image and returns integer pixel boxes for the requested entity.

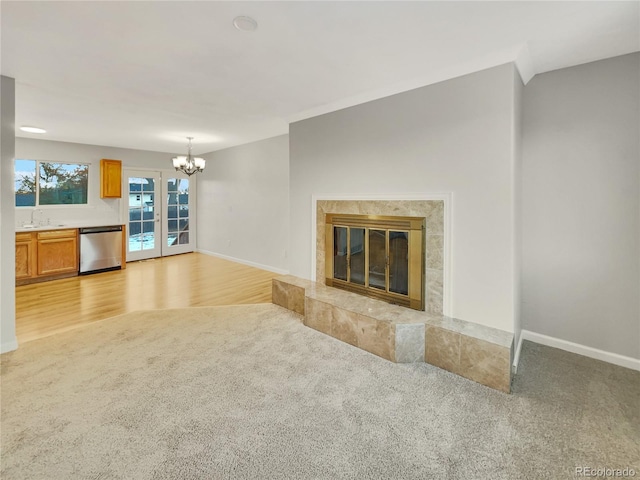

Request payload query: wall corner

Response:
[1,75,17,353]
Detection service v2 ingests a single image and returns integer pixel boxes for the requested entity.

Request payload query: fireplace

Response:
[272,197,513,393]
[325,214,425,310]
[316,199,445,315]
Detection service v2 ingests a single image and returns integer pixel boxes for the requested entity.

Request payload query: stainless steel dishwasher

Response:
[79,225,123,274]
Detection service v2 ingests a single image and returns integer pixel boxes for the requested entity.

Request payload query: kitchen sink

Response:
[19,224,68,230]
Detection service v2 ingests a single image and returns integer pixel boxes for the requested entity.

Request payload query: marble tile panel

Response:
[425,325,460,374]
[316,225,325,249]
[356,201,372,215]
[289,284,306,316]
[424,312,512,348]
[459,336,512,393]
[307,284,427,324]
[395,323,426,363]
[426,269,443,315]
[304,298,332,336]
[459,321,513,348]
[272,279,289,310]
[424,314,467,333]
[425,201,444,235]
[273,275,314,290]
[359,301,423,325]
[357,316,394,361]
[408,200,436,218]
[426,234,444,271]
[331,306,359,347]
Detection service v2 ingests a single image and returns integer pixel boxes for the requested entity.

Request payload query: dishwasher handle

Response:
[79,225,123,234]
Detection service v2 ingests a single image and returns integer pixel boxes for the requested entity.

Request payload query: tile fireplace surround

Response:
[276,199,514,393]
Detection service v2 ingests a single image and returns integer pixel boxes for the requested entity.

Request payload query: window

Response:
[15,159,89,207]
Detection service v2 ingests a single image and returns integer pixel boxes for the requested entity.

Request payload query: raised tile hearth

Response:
[273,275,513,393]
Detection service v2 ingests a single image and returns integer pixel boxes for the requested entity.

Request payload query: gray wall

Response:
[15,138,177,227]
[196,135,289,272]
[1,76,17,353]
[522,53,640,359]
[290,64,520,333]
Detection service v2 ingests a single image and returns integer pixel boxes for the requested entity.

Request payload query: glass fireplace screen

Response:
[325,214,425,310]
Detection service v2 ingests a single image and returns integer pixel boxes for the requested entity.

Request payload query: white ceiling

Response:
[2,1,638,155]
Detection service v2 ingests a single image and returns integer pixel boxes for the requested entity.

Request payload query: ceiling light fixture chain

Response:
[172,137,205,176]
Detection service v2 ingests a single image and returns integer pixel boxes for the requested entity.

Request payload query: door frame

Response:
[122,169,162,262]
[162,171,197,257]
[121,168,197,262]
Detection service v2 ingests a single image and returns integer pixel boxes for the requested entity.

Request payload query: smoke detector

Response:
[233,16,258,32]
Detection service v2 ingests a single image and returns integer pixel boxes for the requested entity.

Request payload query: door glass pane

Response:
[142,178,155,191]
[128,178,142,252]
[127,174,161,257]
[389,231,409,295]
[129,208,141,222]
[169,220,178,247]
[350,228,365,285]
[368,229,386,290]
[142,221,155,250]
[167,178,190,249]
[142,206,154,221]
[333,226,347,281]
[129,178,143,192]
[129,221,142,251]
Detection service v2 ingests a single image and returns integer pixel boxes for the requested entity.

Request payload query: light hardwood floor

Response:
[15,252,280,344]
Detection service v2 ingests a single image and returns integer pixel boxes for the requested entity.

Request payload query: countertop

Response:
[15,222,124,233]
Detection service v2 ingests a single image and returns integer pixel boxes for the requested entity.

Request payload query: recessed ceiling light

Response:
[20,126,46,134]
[233,16,258,32]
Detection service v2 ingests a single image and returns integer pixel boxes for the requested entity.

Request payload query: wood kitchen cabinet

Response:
[15,232,35,281]
[36,229,78,276]
[100,158,122,198]
[16,229,79,285]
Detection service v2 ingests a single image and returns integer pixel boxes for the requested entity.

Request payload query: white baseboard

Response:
[196,249,289,276]
[1,339,18,354]
[512,330,524,374]
[515,329,640,372]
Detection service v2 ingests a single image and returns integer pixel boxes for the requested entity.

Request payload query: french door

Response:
[125,170,161,261]
[123,169,195,262]
[162,175,195,256]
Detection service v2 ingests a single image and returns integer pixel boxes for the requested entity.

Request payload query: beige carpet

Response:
[1,304,638,479]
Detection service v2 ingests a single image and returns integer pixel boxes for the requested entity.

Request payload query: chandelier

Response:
[172,137,205,176]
